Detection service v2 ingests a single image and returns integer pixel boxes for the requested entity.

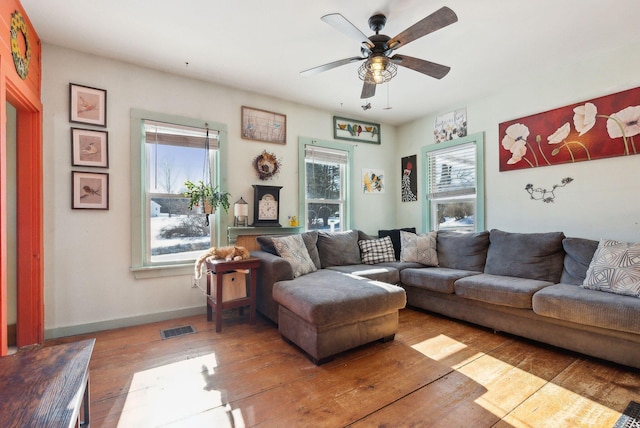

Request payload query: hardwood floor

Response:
[45,308,640,427]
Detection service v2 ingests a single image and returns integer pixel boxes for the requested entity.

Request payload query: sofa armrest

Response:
[251,250,294,323]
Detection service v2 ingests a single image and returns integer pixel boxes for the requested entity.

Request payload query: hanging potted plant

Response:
[183,180,231,225]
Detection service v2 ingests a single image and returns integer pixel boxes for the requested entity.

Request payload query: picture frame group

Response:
[69,83,110,210]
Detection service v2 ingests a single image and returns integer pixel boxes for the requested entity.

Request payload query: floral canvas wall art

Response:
[499,86,640,171]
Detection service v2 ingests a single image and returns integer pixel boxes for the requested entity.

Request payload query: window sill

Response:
[130,263,194,279]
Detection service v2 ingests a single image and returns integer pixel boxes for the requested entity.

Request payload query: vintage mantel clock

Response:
[251,185,282,227]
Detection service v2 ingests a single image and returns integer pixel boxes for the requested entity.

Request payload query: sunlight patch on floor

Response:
[411,334,481,367]
[117,353,246,427]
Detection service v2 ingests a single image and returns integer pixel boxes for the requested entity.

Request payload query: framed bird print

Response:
[333,116,380,144]
[69,83,107,127]
[72,171,109,210]
[71,128,109,168]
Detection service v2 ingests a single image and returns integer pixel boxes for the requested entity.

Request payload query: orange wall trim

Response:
[1,0,43,355]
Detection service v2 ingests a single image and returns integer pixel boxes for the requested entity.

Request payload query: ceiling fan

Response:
[301,6,458,99]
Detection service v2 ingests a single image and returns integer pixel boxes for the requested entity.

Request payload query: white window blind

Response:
[427,142,476,199]
[144,120,219,149]
[305,145,348,164]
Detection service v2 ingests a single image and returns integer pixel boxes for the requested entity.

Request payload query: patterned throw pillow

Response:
[272,235,318,278]
[400,231,438,266]
[358,236,396,264]
[582,239,640,297]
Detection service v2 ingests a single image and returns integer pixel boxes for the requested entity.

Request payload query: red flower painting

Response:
[499,86,640,171]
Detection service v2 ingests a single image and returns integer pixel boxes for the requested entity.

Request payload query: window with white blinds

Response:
[423,134,485,233]
[427,142,476,199]
[302,141,351,232]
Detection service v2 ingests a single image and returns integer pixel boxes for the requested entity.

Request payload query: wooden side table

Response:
[0,338,95,427]
[205,257,261,332]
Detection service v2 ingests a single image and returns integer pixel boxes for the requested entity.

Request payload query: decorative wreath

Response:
[10,11,31,80]
[253,150,281,180]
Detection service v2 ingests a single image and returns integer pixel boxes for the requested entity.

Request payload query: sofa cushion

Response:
[272,235,317,278]
[317,230,361,268]
[437,231,490,271]
[326,264,399,284]
[378,227,416,261]
[484,229,565,283]
[533,283,640,334]
[560,237,599,285]
[454,273,553,309]
[400,231,438,266]
[582,239,640,297]
[257,231,321,269]
[401,267,482,294]
[358,236,396,264]
[272,269,406,326]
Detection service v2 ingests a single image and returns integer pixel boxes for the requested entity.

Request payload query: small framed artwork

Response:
[363,168,384,193]
[72,171,109,210]
[69,83,107,127]
[334,116,381,144]
[71,128,109,168]
[241,106,286,144]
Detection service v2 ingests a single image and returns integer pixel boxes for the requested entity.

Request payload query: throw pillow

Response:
[379,227,416,261]
[484,229,565,283]
[272,235,317,278]
[582,239,640,297]
[317,230,361,268]
[400,230,438,266]
[358,236,396,264]
[257,231,321,269]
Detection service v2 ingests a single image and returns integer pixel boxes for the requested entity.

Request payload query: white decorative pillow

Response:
[358,236,396,265]
[272,234,318,278]
[400,231,438,266]
[582,239,640,297]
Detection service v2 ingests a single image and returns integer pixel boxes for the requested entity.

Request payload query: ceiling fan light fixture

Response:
[358,55,397,85]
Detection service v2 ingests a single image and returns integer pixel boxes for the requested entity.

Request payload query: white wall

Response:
[397,41,640,242]
[41,44,399,337]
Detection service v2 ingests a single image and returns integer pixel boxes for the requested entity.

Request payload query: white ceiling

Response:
[21,0,640,126]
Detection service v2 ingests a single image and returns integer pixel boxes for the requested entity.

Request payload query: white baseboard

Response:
[44,306,207,340]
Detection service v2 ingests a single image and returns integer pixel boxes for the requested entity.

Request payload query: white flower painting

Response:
[498,86,640,171]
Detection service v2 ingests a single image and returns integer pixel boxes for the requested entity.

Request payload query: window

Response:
[422,133,485,232]
[130,110,228,277]
[299,138,352,232]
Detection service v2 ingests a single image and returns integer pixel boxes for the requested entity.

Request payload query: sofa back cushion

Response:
[257,231,321,269]
[437,230,489,271]
[484,229,565,283]
[317,229,362,268]
[560,237,599,285]
[378,227,416,261]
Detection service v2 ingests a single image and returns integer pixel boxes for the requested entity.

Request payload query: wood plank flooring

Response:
[45,308,640,427]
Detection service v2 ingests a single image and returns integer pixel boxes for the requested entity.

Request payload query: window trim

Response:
[298,137,354,232]
[421,132,485,233]
[130,109,228,278]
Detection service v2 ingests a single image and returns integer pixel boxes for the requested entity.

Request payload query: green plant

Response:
[183,180,231,214]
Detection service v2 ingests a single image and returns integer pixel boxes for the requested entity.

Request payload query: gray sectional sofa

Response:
[252,228,640,368]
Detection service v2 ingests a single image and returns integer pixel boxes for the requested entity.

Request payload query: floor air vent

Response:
[160,325,196,340]
[614,401,640,428]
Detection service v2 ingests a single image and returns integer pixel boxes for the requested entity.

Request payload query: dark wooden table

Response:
[0,338,95,427]
[206,257,261,332]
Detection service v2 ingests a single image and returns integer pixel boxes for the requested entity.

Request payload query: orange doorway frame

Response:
[1,2,43,355]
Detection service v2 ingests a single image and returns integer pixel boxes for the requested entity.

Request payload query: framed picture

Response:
[71,128,109,168]
[334,116,380,144]
[363,168,384,193]
[69,83,107,127]
[72,171,109,210]
[401,155,418,202]
[241,106,286,144]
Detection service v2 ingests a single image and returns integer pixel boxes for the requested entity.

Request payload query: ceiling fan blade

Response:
[387,6,458,51]
[391,55,451,79]
[321,13,375,49]
[300,57,365,77]
[361,81,376,99]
